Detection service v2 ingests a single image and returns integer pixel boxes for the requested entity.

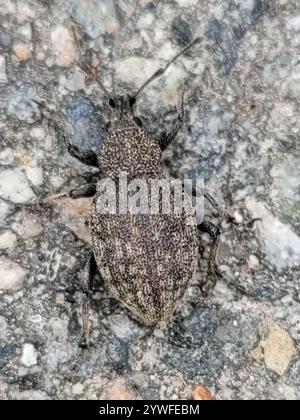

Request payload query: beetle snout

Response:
[108,95,136,112]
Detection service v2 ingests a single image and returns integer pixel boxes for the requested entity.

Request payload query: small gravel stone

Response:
[72,383,84,395]
[114,57,160,88]
[0,316,7,340]
[190,384,214,400]
[0,258,27,290]
[25,166,43,187]
[59,68,86,92]
[264,324,296,376]
[103,379,135,400]
[246,198,300,268]
[171,16,193,47]
[0,55,7,84]
[0,148,14,165]
[174,0,198,6]
[12,43,31,61]
[29,127,46,141]
[250,346,264,362]
[0,230,17,249]
[0,168,36,204]
[0,200,9,222]
[50,26,78,67]
[248,255,260,270]
[71,0,120,39]
[12,215,43,240]
[6,84,41,123]
[288,15,300,31]
[0,31,12,48]
[20,344,38,367]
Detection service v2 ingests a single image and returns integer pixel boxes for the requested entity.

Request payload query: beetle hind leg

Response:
[78,253,99,348]
[204,192,261,229]
[41,183,97,205]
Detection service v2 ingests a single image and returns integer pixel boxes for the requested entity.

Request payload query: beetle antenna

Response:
[135,37,202,98]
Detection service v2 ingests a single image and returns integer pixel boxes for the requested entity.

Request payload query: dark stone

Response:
[278,135,296,152]
[64,94,106,150]
[232,23,246,40]
[164,305,223,378]
[216,315,259,348]
[145,2,156,11]
[0,343,15,367]
[0,31,12,48]
[106,339,129,373]
[252,284,287,301]
[19,373,40,391]
[251,0,266,24]
[207,19,238,75]
[171,17,193,47]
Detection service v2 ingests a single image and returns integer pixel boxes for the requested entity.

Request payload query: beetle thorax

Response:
[98,123,162,179]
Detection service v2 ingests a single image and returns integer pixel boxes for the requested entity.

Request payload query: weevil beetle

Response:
[48,38,222,346]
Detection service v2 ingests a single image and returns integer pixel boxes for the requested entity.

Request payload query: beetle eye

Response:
[134,117,142,127]
[129,97,136,107]
[106,121,112,131]
[109,98,116,108]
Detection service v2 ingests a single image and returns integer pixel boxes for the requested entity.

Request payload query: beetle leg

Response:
[33,99,99,168]
[204,192,261,228]
[158,91,185,151]
[52,118,99,168]
[198,220,221,294]
[159,116,183,151]
[79,253,98,348]
[69,184,97,199]
[41,183,97,205]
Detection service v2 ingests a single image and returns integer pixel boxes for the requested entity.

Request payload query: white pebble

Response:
[246,198,300,269]
[0,200,10,221]
[114,57,160,87]
[0,258,27,290]
[0,55,7,84]
[0,315,7,340]
[72,383,84,395]
[137,13,155,29]
[0,148,14,165]
[0,230,17,249]
[236,0,255,11]
[0,168,36,204]
[248,255,260,269]
[25,166,43,187]
[30,127,46,141]
[29,314,43,324]
[12,215,42,240]
[233,211,244,224]
[20,343,38,367]
[288,15,300,31]
[50,25,78,67]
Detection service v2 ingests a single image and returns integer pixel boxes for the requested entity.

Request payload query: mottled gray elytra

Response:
[49,38,222,346]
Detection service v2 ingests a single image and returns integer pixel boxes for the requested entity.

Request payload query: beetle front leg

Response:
[33,99,99,168]
[158,91,185,151]
[159,115,183,151]
[52,118,99,168]
[198,220,221,294]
